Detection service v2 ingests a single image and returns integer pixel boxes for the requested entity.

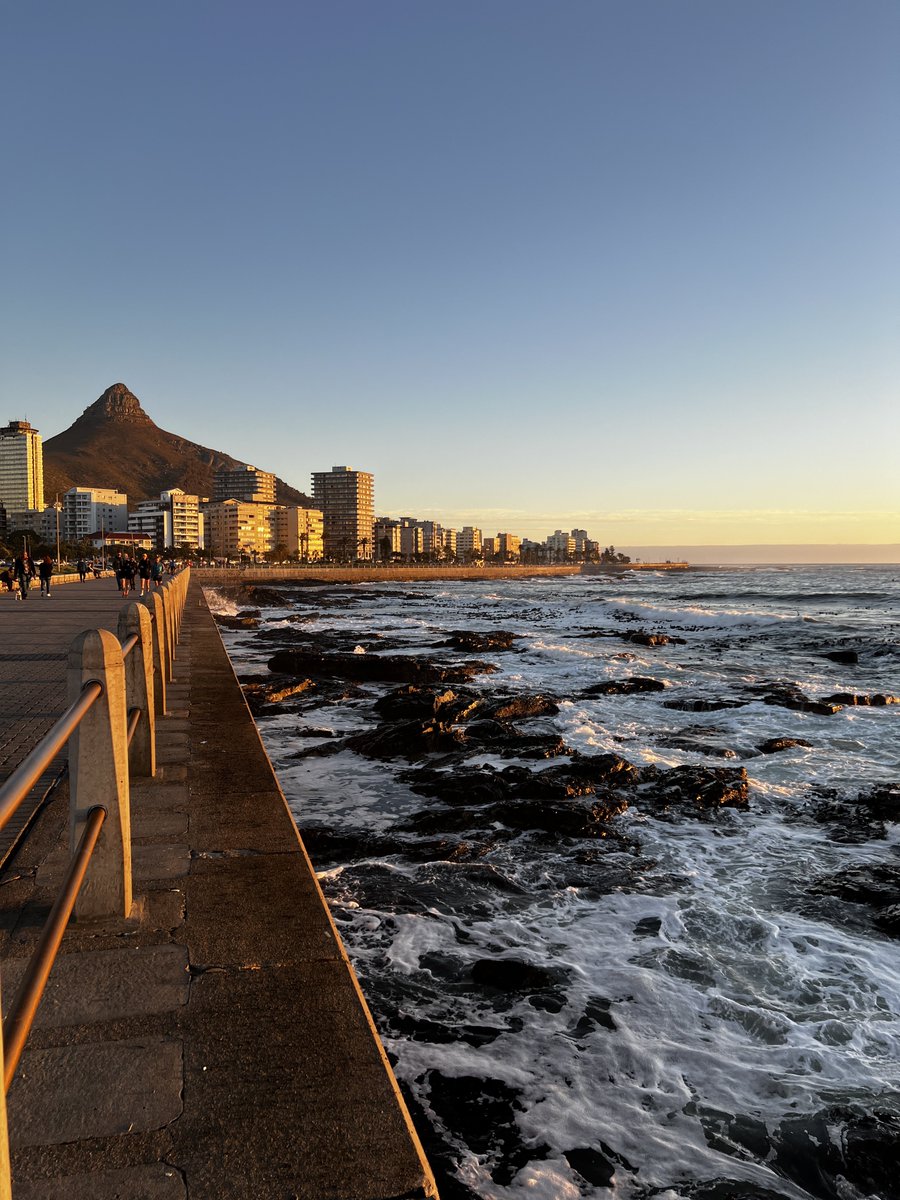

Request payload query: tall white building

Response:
[62,487,128,542]
[128,489,205,550]
[0,420,44,514]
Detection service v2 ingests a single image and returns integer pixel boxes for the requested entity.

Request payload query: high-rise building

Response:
[0,420,44,514]
[62,487,128,542]
[128,489,205,550]
[546,530,576,560]
[497,532,521,561]
[311,466,375,561]
[374,518,402,561]
[204,500,275,558]
[213,465,276,504]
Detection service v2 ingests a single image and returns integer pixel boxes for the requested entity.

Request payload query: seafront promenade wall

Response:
[198,565,582,584]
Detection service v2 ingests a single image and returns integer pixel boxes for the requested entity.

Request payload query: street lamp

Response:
[54,495,62,570]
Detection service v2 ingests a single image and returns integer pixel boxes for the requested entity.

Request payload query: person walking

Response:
[138,552,153,596]
[13,551,35,600]
[38,554,54,597]
[151,557,164,588]
[120,555,136,597]
[76,557,87,582]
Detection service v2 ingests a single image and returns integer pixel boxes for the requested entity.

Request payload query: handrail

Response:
[2,805,107,1090]
[0,567,192,1193]
[0,682,102,834]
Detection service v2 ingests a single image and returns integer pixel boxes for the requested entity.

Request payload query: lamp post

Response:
[54,495,62,571]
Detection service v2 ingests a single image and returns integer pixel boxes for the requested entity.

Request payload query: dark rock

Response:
[564,1147,616,1187]
[759,684,843,715]
[244,678,316,711]
[216,615,259,629]
[583,677,667,696]
[346,720,468,760]
[639,765,749,814]
[471,958,557,992]
[659,728,738,759]
[819,692,898,707]
[823,649,858,664]
[757,737,813,754]
[243,585,290,607]
[483,694,560,720]
[373,685,483,724]
[811,862,900,910]
[663,697,749,712]
[443,630,519,652]
[295,727,335,738]
[268,649,496,685]
[774,1105,900,1199]
[623,629,686,647]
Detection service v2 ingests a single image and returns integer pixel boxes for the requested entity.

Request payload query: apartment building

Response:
[497,532,521,561]
[204,500,275,558]
[213,465,276,504]
[0,420,44,514]
[546,529,576,559]
[456,526,483,558]
[271,506,324,559]
[128,489,205,550]
[311,466,375,561]
[374,518,402,561]
[62,487,129,542]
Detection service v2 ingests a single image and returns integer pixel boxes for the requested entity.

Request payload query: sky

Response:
[2,1,898,555]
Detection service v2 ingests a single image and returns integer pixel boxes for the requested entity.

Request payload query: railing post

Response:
[160,584,176,679]
[141,590,170,706]
[68,629,133,922]
[0,997,10,1198]
[118,602,156,777]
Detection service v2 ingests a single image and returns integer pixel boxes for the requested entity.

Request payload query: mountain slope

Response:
[43,384,311,507]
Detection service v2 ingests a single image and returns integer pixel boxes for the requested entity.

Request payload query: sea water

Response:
[208,565,900,1199]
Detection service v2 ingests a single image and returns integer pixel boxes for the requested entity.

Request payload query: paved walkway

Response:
[0,580,437,1199]
[0,576,141,864]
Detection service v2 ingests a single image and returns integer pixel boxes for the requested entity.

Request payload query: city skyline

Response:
[2,4,897,552]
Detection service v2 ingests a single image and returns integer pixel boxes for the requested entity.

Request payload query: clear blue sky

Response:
[2,1,898,548]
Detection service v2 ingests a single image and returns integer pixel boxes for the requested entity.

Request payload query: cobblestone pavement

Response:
[0,577,143,862]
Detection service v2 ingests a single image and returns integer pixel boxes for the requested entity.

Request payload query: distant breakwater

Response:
[195,562,689,586]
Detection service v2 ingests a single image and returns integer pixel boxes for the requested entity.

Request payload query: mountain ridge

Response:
[43,384,311,508]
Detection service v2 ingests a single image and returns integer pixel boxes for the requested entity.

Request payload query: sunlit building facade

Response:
[0,420,44,514]
[311,466,375,561]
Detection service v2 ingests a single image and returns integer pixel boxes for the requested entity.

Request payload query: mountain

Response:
[43,384,312,508]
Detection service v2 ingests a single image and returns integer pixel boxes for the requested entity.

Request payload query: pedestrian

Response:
[76,557,87,582]
[138,552,153,595]
[0,567,13,593]
[38,555,54,597]
[151,558,164,588]
[120,555,136,597]
[13,551,35,599]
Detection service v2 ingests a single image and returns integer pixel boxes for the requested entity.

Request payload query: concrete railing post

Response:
[0,1002,10,1199]
[139,591,168,716]
[68,629,132,922]
[118,602,156,778]
[160,584,176,679]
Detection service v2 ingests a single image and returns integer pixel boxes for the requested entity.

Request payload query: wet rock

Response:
[268,648,495,685]
[805,782,900,843]
[774,1104,900,1199]
[490,795,629,835]
[659,727,738,759]
[373,685,483,724]
[639,765,749,814]
[823,648,858,664]
[346,720,467,760]
[819,692,898,706]
[216,614,259,629]
[241,585,290,606]
[663,697,749,712]
[757,737,813,754]
[443,630,519,652]
[564,1147,616,1187]
[471,958,558,992]
[406,766,512,807]
[482,693,560,720]
[244,678,316,712]
[623,629,686,647]
[583,677,667,696]
[759,684,843,716]
[295,726,335,738]
[464,722,571,759]
[288,741,345,759]
[811,861,900,911]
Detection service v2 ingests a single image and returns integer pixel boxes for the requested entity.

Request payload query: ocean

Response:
[207,565,900,1200]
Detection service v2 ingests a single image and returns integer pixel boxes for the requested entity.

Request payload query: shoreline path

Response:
[0,577,436,1199]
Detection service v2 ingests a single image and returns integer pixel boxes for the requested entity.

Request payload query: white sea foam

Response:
[220,565,900,1199]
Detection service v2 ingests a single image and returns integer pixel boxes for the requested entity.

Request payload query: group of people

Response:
[1,552,56,599]
[2,550,174,600]
[112,552,166,597]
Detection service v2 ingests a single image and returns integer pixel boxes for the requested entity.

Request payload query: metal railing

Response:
[0,568,191,1197]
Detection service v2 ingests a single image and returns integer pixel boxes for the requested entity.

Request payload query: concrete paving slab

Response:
[131,810,189,841]
[14,1163,186,1200]
[133,844,190,882]
[8,1037,183,1147]
[1,945,189,1029]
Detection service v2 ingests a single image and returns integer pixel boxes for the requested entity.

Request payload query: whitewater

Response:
[207,565,900,1200]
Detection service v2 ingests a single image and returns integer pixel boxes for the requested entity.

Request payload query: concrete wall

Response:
[196,565,582,584]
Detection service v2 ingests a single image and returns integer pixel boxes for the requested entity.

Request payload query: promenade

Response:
[0,579,436,1198]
